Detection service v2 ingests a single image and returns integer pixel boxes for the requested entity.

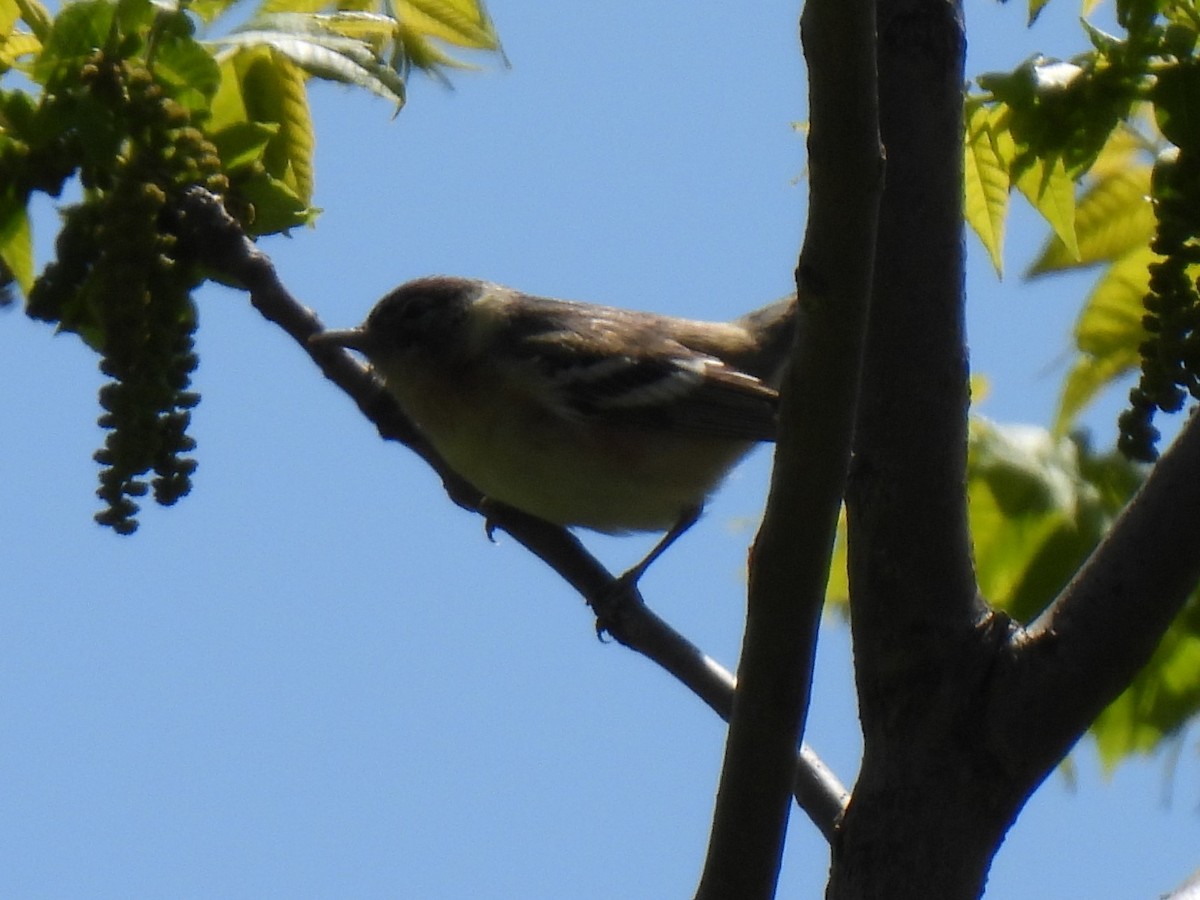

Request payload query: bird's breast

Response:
[374,355,754,533]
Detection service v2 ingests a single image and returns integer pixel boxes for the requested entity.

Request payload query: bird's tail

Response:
[734,293,799,388]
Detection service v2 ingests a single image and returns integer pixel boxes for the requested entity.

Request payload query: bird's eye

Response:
[385,297,430,328]
[368,278,471,350]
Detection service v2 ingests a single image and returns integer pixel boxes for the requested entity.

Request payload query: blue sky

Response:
[2,1,1197,897]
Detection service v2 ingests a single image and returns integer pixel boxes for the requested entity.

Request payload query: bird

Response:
[311,275,797,584]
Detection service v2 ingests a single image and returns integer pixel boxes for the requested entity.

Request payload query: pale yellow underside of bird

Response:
[371,352,755,534]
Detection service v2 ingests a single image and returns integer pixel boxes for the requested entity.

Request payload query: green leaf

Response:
[969,420,1142,621]
[210,45,317,231]
[260,0,330,14]
[112,0,155,43]
[1015,151,1080,259]
[151,20,223,111]
[15,0,51,41]
[979,50,1143,184]
[1026,164,1154,275]
[304,10,398,50]
[824,507,849,606]
[1086,119,1151,180]
[970,421,1087,619]
[231,0,501,87]
[1154,60,1200,153]
[1057,352,1137,438]
[1053,245,1155,433]
[986,97,1081,258]
[234,169,317,233]
[185,0,243,23]
[965,100,1011,276]
[0,185,33,295]
[208,119,278,171]
[250,50,313,202]
[391,0,503,82]
[30,0,115,85]
[1075,247,1154,360]
[215,17,407,108]
[0,0,19,37]
[0,31,40,70]
[1028,0,1052,25]
[397,0,500,50]
[1093,590,1200,767]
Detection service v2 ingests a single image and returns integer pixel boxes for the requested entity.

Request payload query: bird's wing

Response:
[505,303,779,441]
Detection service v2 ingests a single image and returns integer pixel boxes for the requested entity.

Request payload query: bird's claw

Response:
[477,497,501,543]
[592,569,644,642]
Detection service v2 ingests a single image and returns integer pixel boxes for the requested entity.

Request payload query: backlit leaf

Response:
[1053,246,1155,432]
[965,100,1011,276]
[1027,164,1153,275]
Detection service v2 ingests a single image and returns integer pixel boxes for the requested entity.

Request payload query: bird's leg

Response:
[593,505,702,638]
[618,505,703,590]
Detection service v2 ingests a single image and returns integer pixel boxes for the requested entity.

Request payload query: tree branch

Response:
[845,0,980,704]
[484,504,849,842]
[170,185,849,840]
[695,0,881,894]
[1006,409,1200,777]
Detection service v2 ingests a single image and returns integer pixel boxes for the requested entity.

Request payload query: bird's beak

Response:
[310,327,369,352]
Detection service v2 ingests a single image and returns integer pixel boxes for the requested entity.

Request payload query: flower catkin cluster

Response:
[24,53,229,532]
[1119,151,1200,462]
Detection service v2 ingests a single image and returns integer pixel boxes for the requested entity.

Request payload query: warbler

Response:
[312,276,797,576]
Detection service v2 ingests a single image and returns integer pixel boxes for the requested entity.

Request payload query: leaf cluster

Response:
[0,0,501,531]
[968,0,1200,458]
[945,1,1200,771]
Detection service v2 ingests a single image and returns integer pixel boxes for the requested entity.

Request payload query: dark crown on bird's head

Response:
[364,275,484,352]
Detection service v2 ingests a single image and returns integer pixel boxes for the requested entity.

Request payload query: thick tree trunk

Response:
[827,625,1027,899]
[830,0,997,896]
[827,2,1200,895]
